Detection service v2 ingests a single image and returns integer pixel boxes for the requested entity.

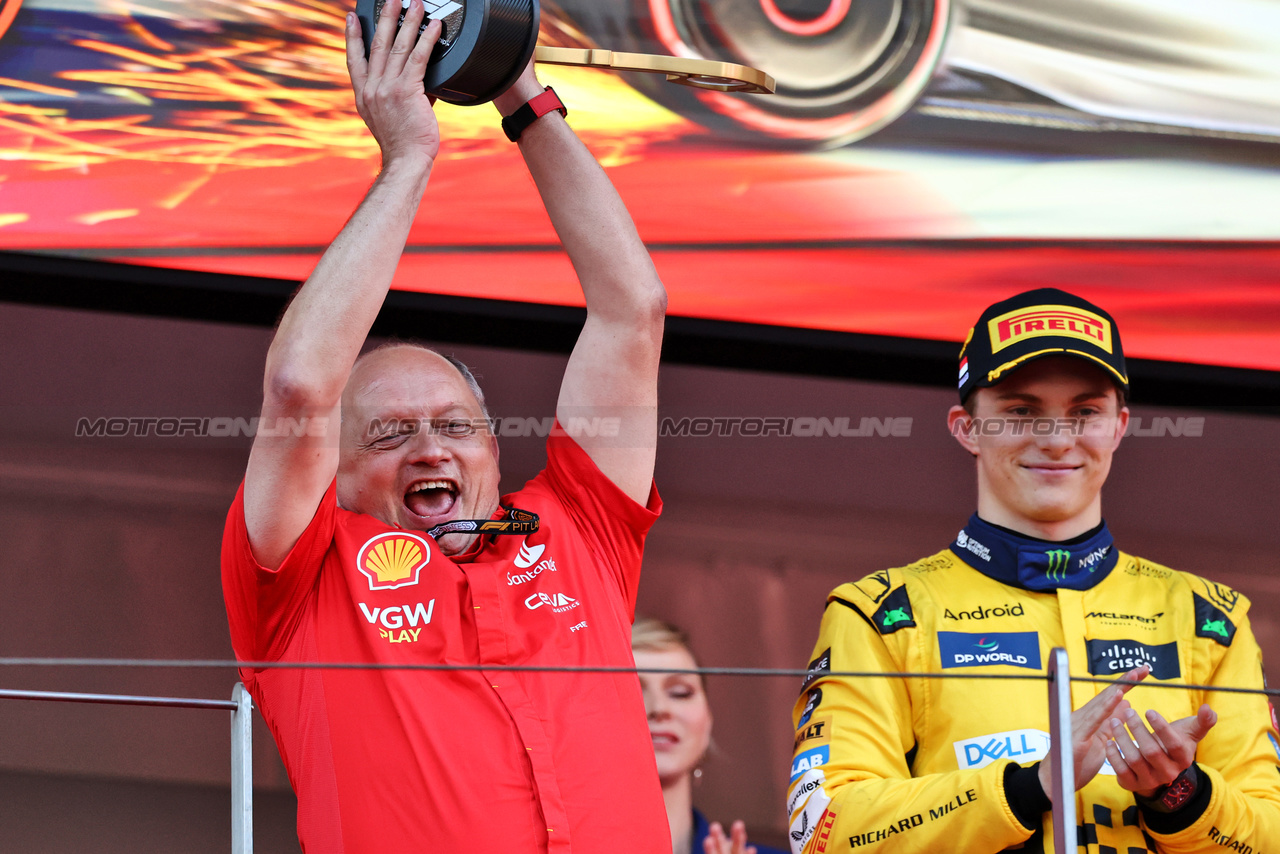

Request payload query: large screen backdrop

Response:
[1,0,1279,371]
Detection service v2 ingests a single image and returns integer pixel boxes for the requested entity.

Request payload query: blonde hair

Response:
[631,616,693,656]
[631,616,715,755]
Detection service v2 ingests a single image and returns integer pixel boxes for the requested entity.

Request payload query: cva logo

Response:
[525,591,580,613]
[357,532,431,591]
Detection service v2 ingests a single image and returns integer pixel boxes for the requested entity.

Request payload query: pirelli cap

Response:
[958,288,1129,402]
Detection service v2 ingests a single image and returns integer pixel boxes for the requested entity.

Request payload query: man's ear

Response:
[948,404,980,457]
[1111,405,1130,451]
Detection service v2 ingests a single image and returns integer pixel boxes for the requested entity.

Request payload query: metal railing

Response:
[0,683,254,854]
[5,646,1273,852]
[1047,648,1074,851]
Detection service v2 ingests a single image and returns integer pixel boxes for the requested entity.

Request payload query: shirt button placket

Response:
[469,560,573,851]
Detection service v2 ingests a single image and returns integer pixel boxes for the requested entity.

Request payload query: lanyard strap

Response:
[426,506,539,540]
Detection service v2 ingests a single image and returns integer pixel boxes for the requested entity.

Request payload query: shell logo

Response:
[356,532,431,591]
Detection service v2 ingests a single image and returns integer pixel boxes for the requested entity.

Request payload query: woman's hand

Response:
[704,820,757,854]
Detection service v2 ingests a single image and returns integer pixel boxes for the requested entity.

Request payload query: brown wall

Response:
[0,303,1275,852]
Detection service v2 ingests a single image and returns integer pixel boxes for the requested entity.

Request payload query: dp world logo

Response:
[940,631,1041,670]
[1044,549,1071,582]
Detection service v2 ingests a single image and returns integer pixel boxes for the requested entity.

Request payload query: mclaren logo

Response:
[1087,611,1163,626]
[356,532,431,591]
[514,540,546,569]
[988,305,1113,354]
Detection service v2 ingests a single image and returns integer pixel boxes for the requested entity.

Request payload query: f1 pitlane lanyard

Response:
[425,505,539,540]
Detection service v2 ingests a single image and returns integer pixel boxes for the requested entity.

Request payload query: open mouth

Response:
[404,479,459,520]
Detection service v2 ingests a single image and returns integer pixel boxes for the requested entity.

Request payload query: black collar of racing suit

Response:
[949,513,1119,591]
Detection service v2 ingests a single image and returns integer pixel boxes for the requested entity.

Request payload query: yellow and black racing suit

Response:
[788,544,1280,854]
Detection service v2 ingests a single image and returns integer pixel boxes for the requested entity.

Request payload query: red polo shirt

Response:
[222,429,670,854]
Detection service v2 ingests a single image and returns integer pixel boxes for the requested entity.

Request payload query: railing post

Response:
[231,683,253,854]
[1047,647,1075,853]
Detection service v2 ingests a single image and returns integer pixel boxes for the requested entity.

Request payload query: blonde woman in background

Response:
[633,617,787,854]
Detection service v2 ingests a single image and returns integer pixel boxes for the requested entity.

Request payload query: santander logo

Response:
[514,540,546,569]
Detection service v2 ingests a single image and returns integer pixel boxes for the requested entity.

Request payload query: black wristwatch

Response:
[501,87,567,143]
[1139,764,1200,813]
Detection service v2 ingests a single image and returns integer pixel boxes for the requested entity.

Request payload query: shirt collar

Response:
[949,513,1119,591]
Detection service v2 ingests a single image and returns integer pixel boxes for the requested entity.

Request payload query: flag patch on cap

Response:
[958,357,969,388]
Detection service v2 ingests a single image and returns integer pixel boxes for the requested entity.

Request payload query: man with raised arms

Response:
[220,3,669,851]
[787,288,1280,853]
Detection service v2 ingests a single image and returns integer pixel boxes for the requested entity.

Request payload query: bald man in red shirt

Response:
[220,5,669,852]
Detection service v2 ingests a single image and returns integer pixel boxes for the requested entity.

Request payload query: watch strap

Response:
[502,87,567,143]
[1140,764,1213,835]
[1139,764,1200,814]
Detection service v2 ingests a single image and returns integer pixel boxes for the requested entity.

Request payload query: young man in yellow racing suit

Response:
[788,289,1280,854]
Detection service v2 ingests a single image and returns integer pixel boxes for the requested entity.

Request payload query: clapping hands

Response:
[704,820,757,854]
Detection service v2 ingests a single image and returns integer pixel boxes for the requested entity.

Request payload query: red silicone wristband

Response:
[502,87,567,143]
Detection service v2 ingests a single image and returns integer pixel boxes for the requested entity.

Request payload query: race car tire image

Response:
[548,0,951,147]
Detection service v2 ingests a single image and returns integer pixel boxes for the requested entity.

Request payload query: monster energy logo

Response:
[1045,549,1072,581]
